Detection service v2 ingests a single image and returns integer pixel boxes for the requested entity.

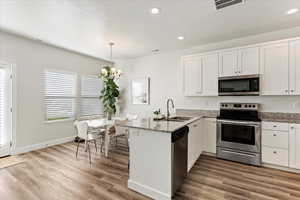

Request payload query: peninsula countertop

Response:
[115,116,202,133]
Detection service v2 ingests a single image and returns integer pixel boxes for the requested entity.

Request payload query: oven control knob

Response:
[245,105,248,108]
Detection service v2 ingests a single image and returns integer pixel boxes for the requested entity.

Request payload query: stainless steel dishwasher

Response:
[171,126,189,196]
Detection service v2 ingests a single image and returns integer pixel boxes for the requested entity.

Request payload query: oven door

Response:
[217,119,261,153]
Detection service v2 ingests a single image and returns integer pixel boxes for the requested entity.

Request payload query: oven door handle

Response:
[217,119,261,126]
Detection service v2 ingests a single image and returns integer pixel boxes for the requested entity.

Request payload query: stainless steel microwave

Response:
[218,75,260,96]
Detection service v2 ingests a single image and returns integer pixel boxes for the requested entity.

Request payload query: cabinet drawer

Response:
[262,130,289,149]
[262,146,289,167]
[262,122,289,131]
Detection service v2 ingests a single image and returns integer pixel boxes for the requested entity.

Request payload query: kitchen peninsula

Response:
[116,116,202,200]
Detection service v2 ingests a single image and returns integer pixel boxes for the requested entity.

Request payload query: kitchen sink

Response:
[157,116,193,122]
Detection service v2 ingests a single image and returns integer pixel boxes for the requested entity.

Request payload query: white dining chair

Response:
[74,121,105,165]
[114,114,138,148]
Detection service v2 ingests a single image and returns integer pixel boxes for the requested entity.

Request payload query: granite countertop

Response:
[261,112,300,124]
[115,116,202,133]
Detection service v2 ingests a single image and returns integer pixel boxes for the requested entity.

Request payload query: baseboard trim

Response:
[128,179,171,200]
[12,135,76,155]
[263,163,300,174]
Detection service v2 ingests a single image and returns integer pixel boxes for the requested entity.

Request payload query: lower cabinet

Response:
[203,118,217,154]
[262,122,300,170]
[262,122,289,167]
[262,146,289,167]
[289,124,300,169]
[188,119,203,171]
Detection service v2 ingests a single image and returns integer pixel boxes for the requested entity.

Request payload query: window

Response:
[80,76,102,116]
[44,71,76,121]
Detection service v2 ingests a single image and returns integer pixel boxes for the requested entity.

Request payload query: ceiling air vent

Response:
[215,0,244,10]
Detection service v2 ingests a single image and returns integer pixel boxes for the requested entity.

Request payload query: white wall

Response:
[117,26,300,118]
[0,31,109,152]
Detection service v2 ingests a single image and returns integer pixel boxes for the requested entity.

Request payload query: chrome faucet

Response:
[166,98,175,120]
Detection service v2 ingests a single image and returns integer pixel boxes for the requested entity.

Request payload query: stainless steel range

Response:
[216,103,262,166]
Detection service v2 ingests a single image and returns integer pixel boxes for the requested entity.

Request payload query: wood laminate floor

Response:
[1,140,300,200]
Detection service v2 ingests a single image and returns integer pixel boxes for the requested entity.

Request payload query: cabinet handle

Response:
[285,90,289,93]
[273,151,277,154]
[193,124,198,127]
[291,126,294,129]
[273,134,277,137]
[273,125,277,128]
[291,90,295,93]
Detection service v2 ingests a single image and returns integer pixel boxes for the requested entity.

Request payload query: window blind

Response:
[80,76,102,116]
[44,71,76,121]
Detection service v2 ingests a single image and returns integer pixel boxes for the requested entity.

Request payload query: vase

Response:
[107,112,113,120]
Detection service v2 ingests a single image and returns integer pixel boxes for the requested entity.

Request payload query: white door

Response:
[289,124,300,169]
[0,62,12,157]
[289,40,300,95]
[219,50,238,77]
[202,53,218,96]
[238,47,260,75]
[260,42,289,95]
[183,57,202,96]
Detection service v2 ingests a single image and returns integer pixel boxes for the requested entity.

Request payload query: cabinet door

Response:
[203,118,217,154]
[289,124,300,169]
[260,42,289,95]
[183,57,202,96]
[238,47,259,75]
[219,50,238,77]
[289,40,300,95]
[188,123,197,171]
[202,54,219,96]
[188,120,202,171]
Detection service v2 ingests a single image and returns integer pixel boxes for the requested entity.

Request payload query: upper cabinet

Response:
[183,53,218,96]
[182,37,300,97]
[238,47,260,76]
[289,40,300,95]
[182,56,202,96]
[219,50,238,77]
[260,41,300,96]
[260,42,289,95]
[219,47,260,77]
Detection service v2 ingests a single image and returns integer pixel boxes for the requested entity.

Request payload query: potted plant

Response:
[99,66,122,120]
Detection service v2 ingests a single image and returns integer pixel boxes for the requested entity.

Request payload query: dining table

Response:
[84,117,124,158]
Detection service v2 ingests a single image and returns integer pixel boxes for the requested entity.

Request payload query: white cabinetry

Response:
[238,47,260,76]
[260,42,289,95]
[201,54,219,96]
[188,119,203,171]
[183,54,218,96]
[182,57,202,96]
[262,122,289,167]
[289,40,300,95]
[289,124,300,169]
[202,118,217,154]
[219,50,238,77]
[219,47,259,77]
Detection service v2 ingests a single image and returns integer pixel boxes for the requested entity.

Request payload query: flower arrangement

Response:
[99,66,122,120]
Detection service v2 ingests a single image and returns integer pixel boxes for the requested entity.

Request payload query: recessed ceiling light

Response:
[286,8,298,15]
[150,8,160,14]
[177,36,185,40]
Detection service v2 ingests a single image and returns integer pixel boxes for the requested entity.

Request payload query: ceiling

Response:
[1,0,300,60]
